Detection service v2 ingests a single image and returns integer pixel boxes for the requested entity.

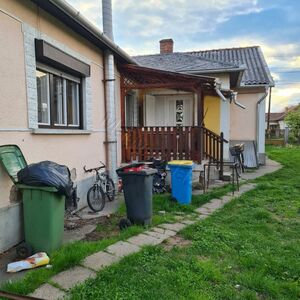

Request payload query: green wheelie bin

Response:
[0,145,65,257]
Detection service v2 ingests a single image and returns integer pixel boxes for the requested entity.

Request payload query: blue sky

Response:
[67,0,300,112]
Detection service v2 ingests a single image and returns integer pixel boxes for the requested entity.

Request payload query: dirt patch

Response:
[162,235,192,251]
[64,213,122,242]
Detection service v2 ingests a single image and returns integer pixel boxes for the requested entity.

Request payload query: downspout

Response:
[102,0,118,183]
[256,87,269,164]
[215,86,246,109]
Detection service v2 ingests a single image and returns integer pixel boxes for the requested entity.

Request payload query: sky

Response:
[67,0,300,112]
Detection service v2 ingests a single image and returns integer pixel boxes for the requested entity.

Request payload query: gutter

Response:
[33,0,135,64]
[215,84,246,109]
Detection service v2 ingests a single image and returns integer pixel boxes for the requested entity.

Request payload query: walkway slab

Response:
[194,207,211,215]
[144,230,170,240]
[82,251,120,271]
[202,199,224,211]
[29,283,65,300]
[127,233,163,246]
[51,266,96,290]
[159,222,187,232]
[151,227,177,237]
[106,241,140,257]
[181,220,196,225]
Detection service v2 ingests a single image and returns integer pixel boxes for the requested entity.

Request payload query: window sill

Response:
[32,129,92,135]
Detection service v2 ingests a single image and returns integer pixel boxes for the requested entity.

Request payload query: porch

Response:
[118,64,227,166]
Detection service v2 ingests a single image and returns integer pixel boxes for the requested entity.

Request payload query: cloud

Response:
[65,0,299,112]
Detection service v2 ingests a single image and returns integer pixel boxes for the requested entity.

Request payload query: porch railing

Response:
[121,126,227,165]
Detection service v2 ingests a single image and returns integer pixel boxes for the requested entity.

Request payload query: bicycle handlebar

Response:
[83,161,106,173]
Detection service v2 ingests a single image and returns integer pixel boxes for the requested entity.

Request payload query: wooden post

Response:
[197,89,204,162]
[219,132,224,180]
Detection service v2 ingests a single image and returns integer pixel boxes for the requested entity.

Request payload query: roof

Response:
[188,46,274,87]
[119,64,216,92]
[30,0,134,64]
[265,112,286,122]
[134,53,241,73]
[134,46,274,87]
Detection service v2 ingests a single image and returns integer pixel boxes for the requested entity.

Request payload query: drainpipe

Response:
[256,88,269,165]
[102,0,117,183]
[215,86,246,109]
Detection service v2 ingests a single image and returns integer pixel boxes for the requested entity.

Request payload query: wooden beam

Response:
[120,76,126,128]
[197,89,204,127]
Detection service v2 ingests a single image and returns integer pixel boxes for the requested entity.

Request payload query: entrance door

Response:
[145,94,193,126]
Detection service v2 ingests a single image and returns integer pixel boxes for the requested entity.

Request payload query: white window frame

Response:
[36,63,81,128]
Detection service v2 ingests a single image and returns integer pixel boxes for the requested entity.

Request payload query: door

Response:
[144,94,193,126]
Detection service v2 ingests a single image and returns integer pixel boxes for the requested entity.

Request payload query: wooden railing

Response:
[121,126,227,165]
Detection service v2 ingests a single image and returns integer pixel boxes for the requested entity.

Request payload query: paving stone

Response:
[194,207,211,215]
[221,195,233,203]
[144,230,170,240]
[82,251,120,271]
[106,241,140,257]
[51,266,96,290]
[198,214,209,220]
[202,199,224,211]
[29,284,65,300]
[239,184,256,193]
[127,233,163,246]
[180,220,196,225]
[159,222,187,232]
[152,227,177,236]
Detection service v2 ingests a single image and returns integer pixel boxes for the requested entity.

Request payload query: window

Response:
[176,100,184,127]
[36,66,81,129]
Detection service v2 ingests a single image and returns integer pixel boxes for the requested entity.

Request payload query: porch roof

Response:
[118,64,216,92]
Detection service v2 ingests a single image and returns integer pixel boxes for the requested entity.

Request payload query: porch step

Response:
[223,172,232,181]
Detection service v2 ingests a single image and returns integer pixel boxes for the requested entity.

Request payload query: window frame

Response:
[36,63,83,130]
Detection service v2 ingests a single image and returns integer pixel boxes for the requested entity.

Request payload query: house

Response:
[0,0,133,252]
[265,112,287,130]
[130,39,274,166]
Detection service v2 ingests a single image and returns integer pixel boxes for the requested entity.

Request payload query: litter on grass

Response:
[7,252,50,273]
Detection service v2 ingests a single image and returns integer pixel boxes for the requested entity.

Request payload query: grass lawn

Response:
[1,174,232,296]
[69,146,300,300]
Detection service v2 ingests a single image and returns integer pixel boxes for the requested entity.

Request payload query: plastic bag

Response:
[7,252,50,273]
[17,161,73,197]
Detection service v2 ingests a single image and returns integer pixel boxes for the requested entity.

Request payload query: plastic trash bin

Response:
[117,164,157,226]
[168,160,193,205]
[0,145,65,256]
[17,184,65,255]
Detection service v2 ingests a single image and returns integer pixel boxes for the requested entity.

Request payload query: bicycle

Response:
[83,162,116,212]
[229,144,245,176]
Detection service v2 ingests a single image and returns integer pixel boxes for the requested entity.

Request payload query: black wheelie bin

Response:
[117,164,157,228]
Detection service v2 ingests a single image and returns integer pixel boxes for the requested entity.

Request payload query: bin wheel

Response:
[16,243,33,259]
[119,218,132,230]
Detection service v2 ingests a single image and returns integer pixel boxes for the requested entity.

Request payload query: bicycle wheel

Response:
[105,177,116,201]
[87,185,105,212]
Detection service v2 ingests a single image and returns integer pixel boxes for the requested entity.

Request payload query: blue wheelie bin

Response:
[168,160,193,205]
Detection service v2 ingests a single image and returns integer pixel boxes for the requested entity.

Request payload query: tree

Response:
[285,106,300,144]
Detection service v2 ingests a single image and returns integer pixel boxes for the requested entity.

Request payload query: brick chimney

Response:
[160,39,174,54]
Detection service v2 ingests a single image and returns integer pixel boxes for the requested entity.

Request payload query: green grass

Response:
[1,172,232,296]
[69,146,300,299]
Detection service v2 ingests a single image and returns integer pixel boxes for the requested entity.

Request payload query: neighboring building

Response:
[266,104,300,130]
[133,39,275,165]
[265,112,287,130]
[0,0,133,252]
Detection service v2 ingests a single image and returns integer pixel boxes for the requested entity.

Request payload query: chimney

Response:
[102,0,114,41]
[160,39,174,54]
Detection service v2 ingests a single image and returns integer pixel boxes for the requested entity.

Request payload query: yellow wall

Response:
[204,95,220,134]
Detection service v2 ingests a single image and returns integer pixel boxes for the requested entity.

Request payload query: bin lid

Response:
[168,160,193,166]
[0,145,27,184]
